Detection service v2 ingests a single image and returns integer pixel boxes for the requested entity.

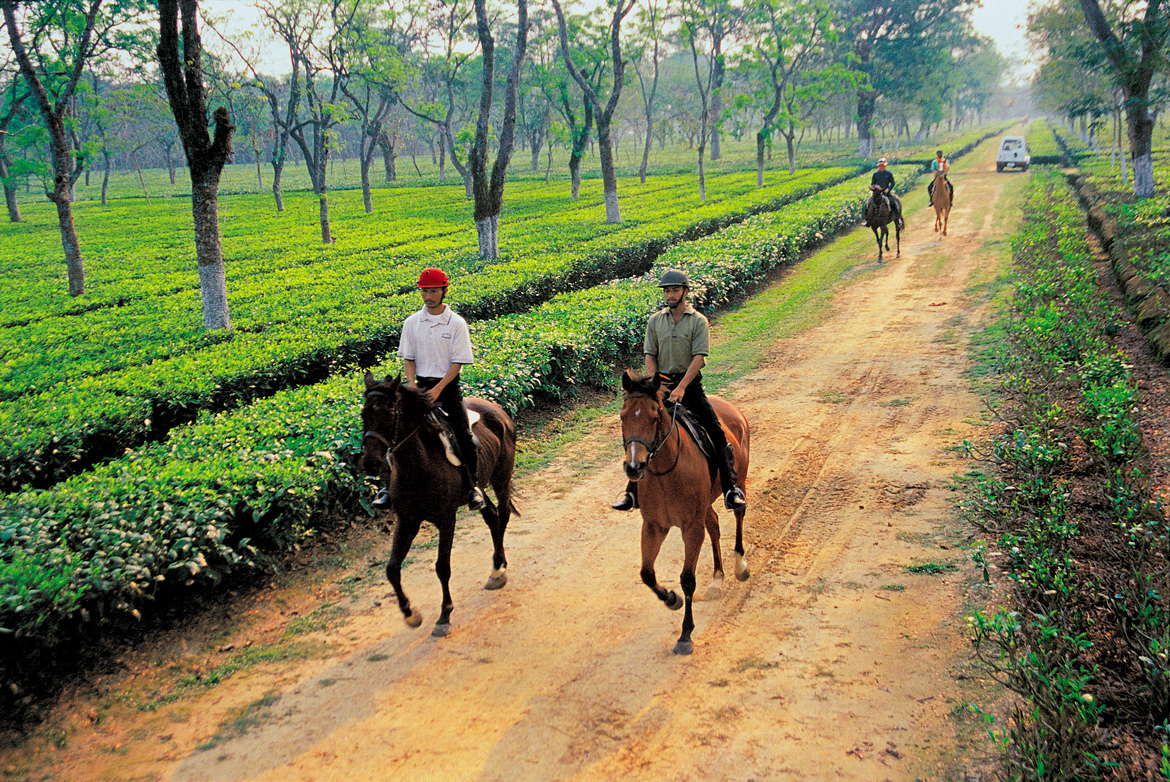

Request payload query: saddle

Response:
[665,400,717,461]
[427,406,482,468]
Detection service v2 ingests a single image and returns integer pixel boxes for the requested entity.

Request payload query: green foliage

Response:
[963,165,1170,777]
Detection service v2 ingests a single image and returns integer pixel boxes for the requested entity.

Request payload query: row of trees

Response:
[1029,0,1170,198]
[1,0,1005,329]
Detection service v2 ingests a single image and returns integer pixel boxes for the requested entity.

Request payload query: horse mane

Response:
[396,382,439,420]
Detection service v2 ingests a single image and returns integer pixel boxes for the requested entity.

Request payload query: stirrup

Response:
[468,487,485,511]
[723,487,747,510]
[611,491,637,511]
[372,488,390,510]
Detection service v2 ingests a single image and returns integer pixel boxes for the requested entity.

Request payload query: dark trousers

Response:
[417,376,478,481]
[663,372,729,453]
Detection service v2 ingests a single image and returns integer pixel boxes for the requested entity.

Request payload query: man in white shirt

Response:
[377,267,485,510]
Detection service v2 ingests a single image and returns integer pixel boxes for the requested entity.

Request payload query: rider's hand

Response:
[425,387,442,404]
[667,386,685,404]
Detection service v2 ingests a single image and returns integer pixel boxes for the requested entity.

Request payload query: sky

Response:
[204,0,1039,79]
[970,0,1033,73]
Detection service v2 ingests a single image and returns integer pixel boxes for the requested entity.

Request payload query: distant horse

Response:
[864,184,901,262]
[931,168,951,236]
[362,371,519,637]
[618,370,750,655]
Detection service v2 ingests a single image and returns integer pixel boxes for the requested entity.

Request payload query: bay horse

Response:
[618,370,750,655]
[864,184,901,262]
[361,371,519,637]
[931,168,951,236]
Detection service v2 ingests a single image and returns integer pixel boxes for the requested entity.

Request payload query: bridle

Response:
[362,387,421,469]
[622,393,682,474]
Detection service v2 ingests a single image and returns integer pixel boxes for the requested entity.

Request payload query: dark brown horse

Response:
[361,371,519,637]
[865,184,901,263]
[618,371,750,654]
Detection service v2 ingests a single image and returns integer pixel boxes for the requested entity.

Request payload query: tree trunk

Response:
[100,151,110,206]
[570,155,582,199]
[271,159,285,212]
[856,89,875,158]
[360,153,373,214]
[597,118,621,223]
[475,214,498,259]
[0,156,20,222]
[756,131,766,188]
[48,118,85,295]
[192,173,230,330]
[697,142,706,202]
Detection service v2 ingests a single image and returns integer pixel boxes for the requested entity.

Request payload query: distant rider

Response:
[927,149,954,206]
[375,267,486,511]
[611,269,747,513]
[864,158,903,229]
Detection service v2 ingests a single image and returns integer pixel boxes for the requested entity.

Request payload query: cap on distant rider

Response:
[658,269,690,288]
[877,158,888,166]
[417,267,449,288]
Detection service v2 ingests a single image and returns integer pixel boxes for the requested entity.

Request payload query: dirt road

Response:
[6,139,1023,782]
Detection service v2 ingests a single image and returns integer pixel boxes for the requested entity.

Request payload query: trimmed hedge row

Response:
[0,167,861,492]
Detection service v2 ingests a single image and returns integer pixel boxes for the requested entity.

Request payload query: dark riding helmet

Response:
[658,269,690,288]
[936,149,944,157]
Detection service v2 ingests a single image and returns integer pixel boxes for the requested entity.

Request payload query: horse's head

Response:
[869,183,884,195]
[619,370,668,480]
[362,371,402,478]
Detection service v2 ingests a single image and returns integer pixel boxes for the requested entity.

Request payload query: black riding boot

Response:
[451,427,485,511]
[611,481,638,511]
[718,445,747,510]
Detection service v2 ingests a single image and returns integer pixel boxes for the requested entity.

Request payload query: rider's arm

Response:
[644,353,658,378]
[668,354,705,403]
[403,358,417,386]
[427,361,463,402]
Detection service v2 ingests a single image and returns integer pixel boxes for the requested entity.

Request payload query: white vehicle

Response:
[996,136,1030,172]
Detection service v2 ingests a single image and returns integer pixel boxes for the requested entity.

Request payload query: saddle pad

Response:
[427,406,482,468]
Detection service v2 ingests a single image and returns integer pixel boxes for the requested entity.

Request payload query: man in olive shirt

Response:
[612,269,748,511]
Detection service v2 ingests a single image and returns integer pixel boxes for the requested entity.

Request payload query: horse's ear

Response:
[621,370,635,392]
[387,374,402,393]
[650,373,662,390]
[364,370,377,390]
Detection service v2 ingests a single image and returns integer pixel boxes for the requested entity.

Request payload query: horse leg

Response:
[385,516,424,629]
[640,523,683,612]
[733,505,750,582]
[882,223,890,252]
[704,506,724,601]
[872,226,882,263]
[674,525,704,655]
[432,515,457,637]
[895,221,901,258]
[479,495,508,590]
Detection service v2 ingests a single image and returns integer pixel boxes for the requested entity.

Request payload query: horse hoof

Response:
[404,610,423,629]
[432,623,451,638]
[665,591,684,611]
[673,640,694,655]
[484,569,507,590]
[704,583,723,601]
[735,556,750,582]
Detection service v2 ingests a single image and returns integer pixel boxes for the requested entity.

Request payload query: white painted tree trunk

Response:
[1133,150,1153,197]
[476,214,498,259]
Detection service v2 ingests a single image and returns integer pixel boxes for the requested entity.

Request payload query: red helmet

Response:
[417,268,449,288]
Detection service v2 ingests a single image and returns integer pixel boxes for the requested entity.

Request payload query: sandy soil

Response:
[3,140,1022,782]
